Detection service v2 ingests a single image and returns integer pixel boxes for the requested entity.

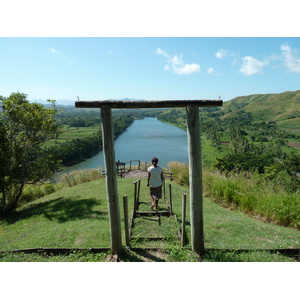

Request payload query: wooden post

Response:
[101,106,122,255]
[181,194,187,247]
[137,178,141,204]
[186,104,205,256]
[169,183,173,215]
[123,195,130,247]
[133,180,138,215]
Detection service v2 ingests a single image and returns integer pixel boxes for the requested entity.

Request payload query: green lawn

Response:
[1,177,299,261]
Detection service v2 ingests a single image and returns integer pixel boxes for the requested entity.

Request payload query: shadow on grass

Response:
[5,197,107,224]
[120,249,166,262]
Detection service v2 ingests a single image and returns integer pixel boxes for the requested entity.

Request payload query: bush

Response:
[20,183,57,204]
[167,162,189,186]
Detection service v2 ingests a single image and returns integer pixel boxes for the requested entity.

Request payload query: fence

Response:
[115,159,173,180]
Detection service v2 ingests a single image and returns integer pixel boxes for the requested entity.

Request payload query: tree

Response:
[0,92,62,218]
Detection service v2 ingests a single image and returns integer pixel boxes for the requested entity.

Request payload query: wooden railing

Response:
[115,159,173,180]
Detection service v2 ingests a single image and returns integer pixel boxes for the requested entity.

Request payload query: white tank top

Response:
[148,166,163,187]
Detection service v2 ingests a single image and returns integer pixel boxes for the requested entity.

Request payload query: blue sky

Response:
[1,37,299,103]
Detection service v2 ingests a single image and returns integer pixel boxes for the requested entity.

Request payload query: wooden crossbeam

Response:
[75,99,223,109]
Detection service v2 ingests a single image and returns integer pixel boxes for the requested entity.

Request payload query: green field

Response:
[1,174,299,262]
[45,126,99,147]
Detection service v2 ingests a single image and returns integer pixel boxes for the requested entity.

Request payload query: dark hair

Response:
[152,157,158,165]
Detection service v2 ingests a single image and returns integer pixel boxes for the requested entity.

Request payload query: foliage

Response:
[168,159,300,229]
[203,170,300,229]
[47,111,134,167]
[0,92,62,218]
[167,161,189,186]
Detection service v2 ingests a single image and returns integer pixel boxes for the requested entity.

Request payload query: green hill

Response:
[1,175,300,262]
[221,90,300,132]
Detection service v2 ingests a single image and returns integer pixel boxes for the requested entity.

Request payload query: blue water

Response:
[63,117,188,172]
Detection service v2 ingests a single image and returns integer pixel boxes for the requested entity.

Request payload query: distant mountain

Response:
[221,90,300,131]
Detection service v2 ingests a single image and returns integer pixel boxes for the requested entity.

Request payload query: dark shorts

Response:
[150,185,162,200]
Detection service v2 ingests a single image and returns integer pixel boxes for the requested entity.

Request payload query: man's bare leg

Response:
[150,196,155,209]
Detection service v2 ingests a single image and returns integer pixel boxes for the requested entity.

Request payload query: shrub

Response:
[20,183,57,204]
[167,161,189,186]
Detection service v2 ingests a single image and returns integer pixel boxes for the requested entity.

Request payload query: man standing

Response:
[147,157,164,210]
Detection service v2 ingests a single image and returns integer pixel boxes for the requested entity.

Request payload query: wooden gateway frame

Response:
[75,99,223,256]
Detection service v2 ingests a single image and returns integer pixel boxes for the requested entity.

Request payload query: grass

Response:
[45,126,99,147]
[1,169,300,261]
[203,170,300,229]
[168,161,300,230]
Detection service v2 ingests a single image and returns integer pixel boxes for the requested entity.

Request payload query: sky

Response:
[1,37,299,104]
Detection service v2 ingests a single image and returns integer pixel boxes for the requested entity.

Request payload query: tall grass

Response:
[168,162,300,229]
[167,161,189,186]
[19,169,104,205]
[58,169,104,187]
[203,170,300,229]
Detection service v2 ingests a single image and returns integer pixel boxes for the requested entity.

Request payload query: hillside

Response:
[1,176,300,262]
[221,90,300,132]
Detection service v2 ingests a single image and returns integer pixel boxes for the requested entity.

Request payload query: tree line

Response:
[47,113,134,166]
[157,107,300,192]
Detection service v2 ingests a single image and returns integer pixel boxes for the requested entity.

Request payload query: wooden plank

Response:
[135,211,171,216]
[0,248,111,254]
[76,99,223,109]
[101,105,122,254]
[186,104,205,256]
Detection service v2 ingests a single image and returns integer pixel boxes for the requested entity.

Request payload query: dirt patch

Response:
[124,170,148,178]
[286,142,300,148]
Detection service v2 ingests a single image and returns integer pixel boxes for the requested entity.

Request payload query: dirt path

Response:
[286,142,300,148]
[123,169,148,178]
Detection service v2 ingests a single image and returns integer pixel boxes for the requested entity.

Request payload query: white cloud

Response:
[207,67,216,75]
[48,48,61,55]
[156,48,200,75]
[280,44,300,73]
[164,64,170,71]
[239,56,269,76]
[215,49,228,59]
[175,63,200,75]
[47,48,73,66]
[156,48,168,57]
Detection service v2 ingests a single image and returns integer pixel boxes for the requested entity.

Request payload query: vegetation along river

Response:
[63,117,188,172]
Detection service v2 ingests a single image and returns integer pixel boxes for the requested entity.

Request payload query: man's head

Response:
[152,157,158,166]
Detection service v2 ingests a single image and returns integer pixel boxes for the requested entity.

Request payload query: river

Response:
[63,117,188,172]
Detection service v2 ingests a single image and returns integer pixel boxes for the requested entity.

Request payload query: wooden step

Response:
[135,210,171,216]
